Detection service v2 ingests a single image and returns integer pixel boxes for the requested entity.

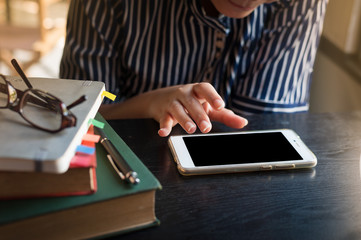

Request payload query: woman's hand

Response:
[149,83,248,136]
[99,82,248,137]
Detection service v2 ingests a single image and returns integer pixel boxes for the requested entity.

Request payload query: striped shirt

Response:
[60,0,328,114]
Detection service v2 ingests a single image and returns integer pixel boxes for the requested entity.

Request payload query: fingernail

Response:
[200,120,210,132]
[214,99,224,110]
[158,128,169,137]
[185,122,195,133]
[244,118,248,126]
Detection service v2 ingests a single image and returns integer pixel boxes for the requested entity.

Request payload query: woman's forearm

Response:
[98,93,153,120]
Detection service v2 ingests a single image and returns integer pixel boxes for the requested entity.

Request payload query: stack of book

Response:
[0,78,161,239]
[0,125,98,199]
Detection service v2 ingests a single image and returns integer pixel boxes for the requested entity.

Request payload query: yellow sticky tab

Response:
[102,91,116,101]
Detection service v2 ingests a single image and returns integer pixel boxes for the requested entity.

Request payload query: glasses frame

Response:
[0,59,87,133]
[0,74,77,133]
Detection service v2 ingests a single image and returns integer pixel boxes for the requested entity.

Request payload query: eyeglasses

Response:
[0,59,87,133]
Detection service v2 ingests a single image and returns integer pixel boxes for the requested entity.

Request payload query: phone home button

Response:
[260,165,273,170]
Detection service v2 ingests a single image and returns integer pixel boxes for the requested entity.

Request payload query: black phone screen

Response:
[183,132,303,166]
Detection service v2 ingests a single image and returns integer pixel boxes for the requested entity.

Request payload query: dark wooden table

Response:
[106,112,361,240]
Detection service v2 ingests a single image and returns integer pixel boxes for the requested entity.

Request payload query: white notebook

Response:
[0,77,105,173]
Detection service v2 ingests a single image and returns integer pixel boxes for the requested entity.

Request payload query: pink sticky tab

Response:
[71,154,93,167]
[82,133,100,143]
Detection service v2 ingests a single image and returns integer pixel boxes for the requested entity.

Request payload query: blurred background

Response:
[0,0,360,113]
[0,0,67,78]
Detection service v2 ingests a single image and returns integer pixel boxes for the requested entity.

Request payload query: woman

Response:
[60,0,328,136]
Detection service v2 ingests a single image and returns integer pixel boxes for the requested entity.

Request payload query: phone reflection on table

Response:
[261,167,316,181]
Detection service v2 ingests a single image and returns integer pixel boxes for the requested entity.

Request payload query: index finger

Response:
[192,83,225,111]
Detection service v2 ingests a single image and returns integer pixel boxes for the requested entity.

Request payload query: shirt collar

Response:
[189,0,231,34]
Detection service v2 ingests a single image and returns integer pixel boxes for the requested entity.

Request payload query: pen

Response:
[94,127,140,185]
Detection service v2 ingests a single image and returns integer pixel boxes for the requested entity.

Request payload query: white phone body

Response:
[168,129,317,176]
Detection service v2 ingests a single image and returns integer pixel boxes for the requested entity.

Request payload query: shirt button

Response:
[216,41,224,48]
[216,31,223,38]
[204,79,211,83]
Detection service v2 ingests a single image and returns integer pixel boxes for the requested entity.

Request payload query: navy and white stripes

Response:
[60,0,328,114]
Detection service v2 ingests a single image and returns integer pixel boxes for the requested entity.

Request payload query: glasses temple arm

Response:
[67,95,87,110]
[11,59,33,89]
[17,89,53,110]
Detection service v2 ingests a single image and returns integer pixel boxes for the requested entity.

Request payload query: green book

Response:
[0,113,162,240]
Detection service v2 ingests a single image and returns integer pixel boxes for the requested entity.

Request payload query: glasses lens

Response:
[0,76,8,107]
[21,90,62,131]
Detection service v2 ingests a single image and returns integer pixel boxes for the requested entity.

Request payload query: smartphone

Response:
[168,129,317,176]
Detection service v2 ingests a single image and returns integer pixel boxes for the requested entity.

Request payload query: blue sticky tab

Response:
[76,145,95,155]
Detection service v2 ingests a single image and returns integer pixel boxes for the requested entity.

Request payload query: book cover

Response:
[0,126,98,199]
[0,113,162,240]
[0,77,105,173]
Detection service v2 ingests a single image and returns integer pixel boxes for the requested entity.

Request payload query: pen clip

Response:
[107,154,125,180]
